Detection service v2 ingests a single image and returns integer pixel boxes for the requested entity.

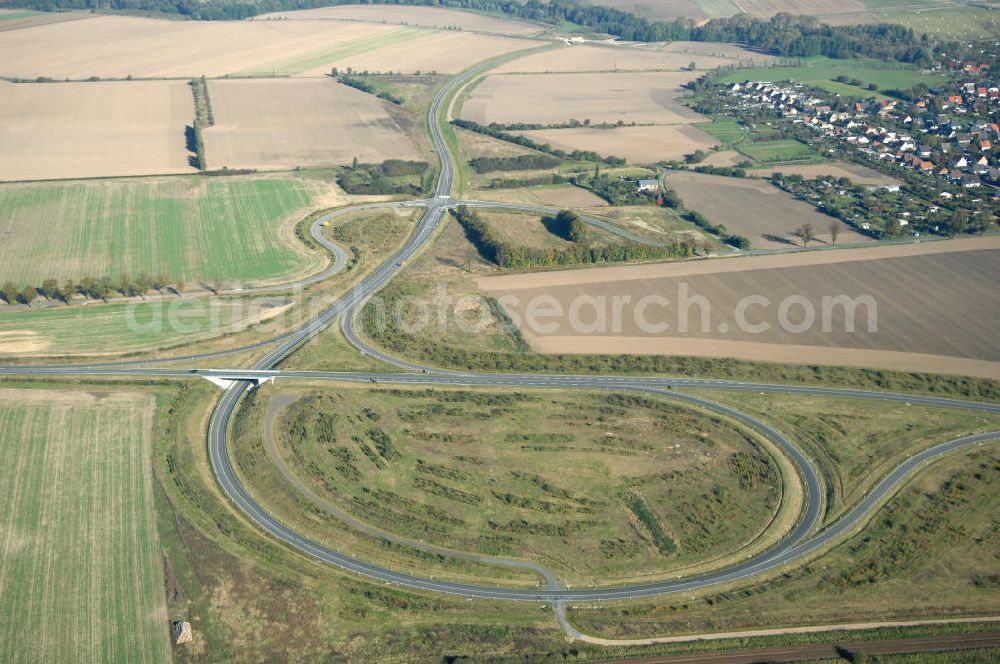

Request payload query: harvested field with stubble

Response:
[461,72,707,126]
[0,80,194,182]
[494,42,770,73]
[516,124,719,163]
[204,79,420,170]
[257,5,542,36]
[0,388,169,664]
[0,13,526,79]
[666,172,871,248]
[470,184,609,208]
[317,29,528,76]
[478,237,1000,379]
[0,15,397,79]
[530,185,609,208]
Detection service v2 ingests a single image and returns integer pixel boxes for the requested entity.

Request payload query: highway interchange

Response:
[1,59,998,618]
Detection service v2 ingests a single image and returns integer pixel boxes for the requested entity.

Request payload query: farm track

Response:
[2,58,999,649]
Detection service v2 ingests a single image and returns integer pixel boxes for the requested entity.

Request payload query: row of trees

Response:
[791,221,842,247]
[0,274,190,306]
[336,75,403,105]
[188,78,213,170]
[468,154,561,174]
[452,119,625,165]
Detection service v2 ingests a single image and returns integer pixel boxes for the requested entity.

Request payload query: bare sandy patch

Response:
[204,78,419,170]
[700,150,748,167]
[461,72,706,125]
[0,331,50,354]
[256,5,542,36]
[517,124,718,164]
[477,237,1000,378]
[750,161,903,187]
[0,387,144,407]
[0,80,195,181]
[666,171,871,248]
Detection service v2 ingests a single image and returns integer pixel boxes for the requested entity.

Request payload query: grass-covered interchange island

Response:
[0,1,999,662]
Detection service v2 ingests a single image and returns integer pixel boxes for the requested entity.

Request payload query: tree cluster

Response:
[549,209,588,243]
[450,205,686,270]
[337,159,428,195]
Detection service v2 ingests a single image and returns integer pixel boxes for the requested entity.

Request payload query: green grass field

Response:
[867,0,1000,40]
[696,118,750,147]
[0,388,169,663]
[0,295,291,356]
[717,56,947,97]
[693,0,741,20]
[0,10,42,20]
[239,26,428,76]
[0,176,320,288]
[237,385,785,586]
[737,138,819,164]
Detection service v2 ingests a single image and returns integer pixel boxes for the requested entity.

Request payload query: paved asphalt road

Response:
[2,60,998,605]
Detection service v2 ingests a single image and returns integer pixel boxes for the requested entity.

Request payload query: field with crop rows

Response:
[0,176,322,287]
[0,388,169,664]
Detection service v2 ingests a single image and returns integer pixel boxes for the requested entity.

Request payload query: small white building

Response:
[636,179,660,192]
